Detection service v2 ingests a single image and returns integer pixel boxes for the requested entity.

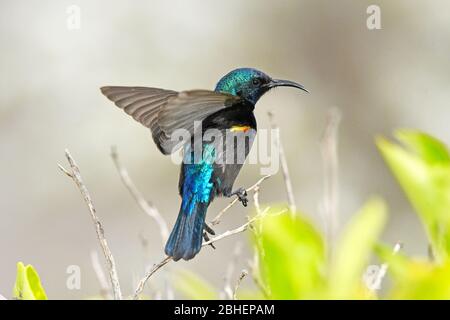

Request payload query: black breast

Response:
[202,101,257,132]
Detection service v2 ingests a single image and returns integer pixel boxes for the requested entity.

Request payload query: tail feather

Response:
[165,201,209,261]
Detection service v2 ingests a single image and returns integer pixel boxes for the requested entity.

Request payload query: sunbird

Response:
[101,68,307,261]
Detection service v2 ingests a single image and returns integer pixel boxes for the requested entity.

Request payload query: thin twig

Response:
[248,255,270,298]
[319,107,341,259]
[133,206,271,300]
[90,250,111,299]
[210,175,271,226]
[110,146,169,245]
[58,149,122,300]
[233,269,249,300]
[57,164,72,177]
[267,112,296,215]
[253,184,262,216]
[224,178,267,300]
[248,183,271,298]
[202,215,262,246]
[222,243,243,299]
[133,256,172,300]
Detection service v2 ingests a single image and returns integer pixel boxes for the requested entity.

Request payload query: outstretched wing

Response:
[100,86,241,154]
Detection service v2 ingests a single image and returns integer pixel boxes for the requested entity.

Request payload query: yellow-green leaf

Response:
[328,197,387,299]
[376,245,450,299]
[377,131,450,261]
[395,130,450,164]
[13,262,48,300]
[253,209,326,299]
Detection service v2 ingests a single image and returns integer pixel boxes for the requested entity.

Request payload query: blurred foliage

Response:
[13,262,47,300]
[253,199,386,299]
[174,130,450,300]
[375,130,450,299]
[327,198,387,299]
[252,208,326,299]
[376,244,450,299]
[377,130,450,262]
[4,130,450,300]
[175,198,387,300]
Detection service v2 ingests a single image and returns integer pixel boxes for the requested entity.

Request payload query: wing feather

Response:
[100,86,241,154]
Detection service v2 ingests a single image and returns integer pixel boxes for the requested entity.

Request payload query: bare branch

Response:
[133,174,272,300]
[90,250,111,299]
[319,107,341,258]
[59,149,122,300]
[253,183,263,216]
[210,175,271,226]
[233,269,249,300]
[267,112,296,215]
[133,256,172,300]
[247,180,271,298]
[133,205,272,300]
[57,164,72,177]
[110,146,169,245]
[248,254,270,298]
[222,243,243,300]
[202,210,267,247]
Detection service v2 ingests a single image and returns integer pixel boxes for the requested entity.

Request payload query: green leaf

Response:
[253,209,326,299]
[13,262,48,300]
[172,269,218,300]
[395,130,450,164]
[376,245,450,299]
[328,197,387,299]
[377,130,450,261]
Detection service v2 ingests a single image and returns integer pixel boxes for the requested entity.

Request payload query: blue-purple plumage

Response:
[101,68,307,261]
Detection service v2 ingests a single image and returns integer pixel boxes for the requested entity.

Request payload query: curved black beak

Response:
[269,79,309,93]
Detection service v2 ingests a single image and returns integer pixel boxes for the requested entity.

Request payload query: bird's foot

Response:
[203,223,216,249]
[229,187,248,207]
[203,230,216,249]
[204,222,216,235]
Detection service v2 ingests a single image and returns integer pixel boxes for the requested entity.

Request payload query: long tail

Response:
[165,199,209,261]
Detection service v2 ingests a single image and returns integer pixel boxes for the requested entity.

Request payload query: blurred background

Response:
[1,0,449,299]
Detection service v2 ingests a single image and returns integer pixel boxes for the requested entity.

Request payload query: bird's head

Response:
[215,67,308,105]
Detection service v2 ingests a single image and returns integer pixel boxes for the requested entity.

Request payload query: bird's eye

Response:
[252,78,261,86]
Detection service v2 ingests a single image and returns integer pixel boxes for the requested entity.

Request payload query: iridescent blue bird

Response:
[101,68,307,261]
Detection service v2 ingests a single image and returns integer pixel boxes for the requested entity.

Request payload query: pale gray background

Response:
[1,0,449,299]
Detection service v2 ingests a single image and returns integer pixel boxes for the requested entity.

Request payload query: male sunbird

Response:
[101,68,307,261]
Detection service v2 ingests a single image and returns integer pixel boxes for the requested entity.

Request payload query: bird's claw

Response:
[203,230,216,249]
[233,188,248,207]
[204,223,216,235]
[203,223,216,249]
